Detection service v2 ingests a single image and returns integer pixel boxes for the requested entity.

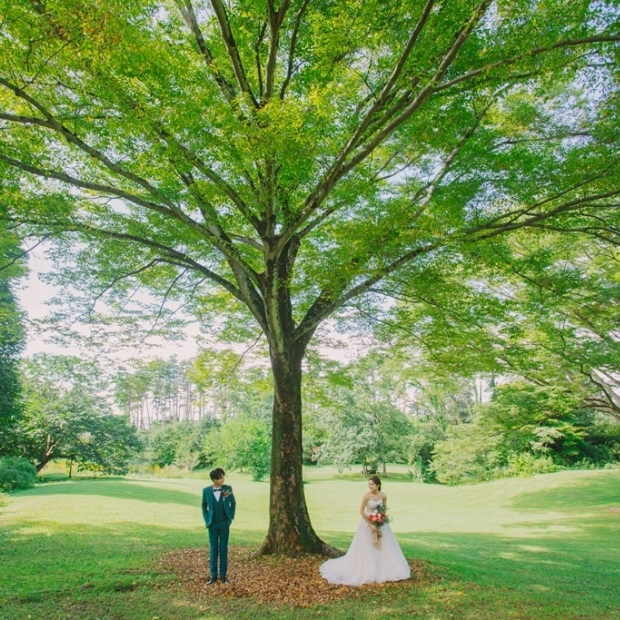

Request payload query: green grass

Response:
[1,466,619,619]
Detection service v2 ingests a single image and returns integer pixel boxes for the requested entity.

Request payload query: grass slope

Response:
[0,466,618,619]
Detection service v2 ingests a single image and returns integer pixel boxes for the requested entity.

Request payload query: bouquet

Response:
[368,503,390,548]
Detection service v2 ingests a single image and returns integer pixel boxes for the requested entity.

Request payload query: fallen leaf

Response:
[157,547,431,608]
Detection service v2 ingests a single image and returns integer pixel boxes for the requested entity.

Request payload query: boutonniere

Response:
[222,489,231,498]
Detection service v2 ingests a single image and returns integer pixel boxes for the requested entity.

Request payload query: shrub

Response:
[430,423,501,485]
[152,464,187,479]
[500,452,558,478]
[0,457,37,492]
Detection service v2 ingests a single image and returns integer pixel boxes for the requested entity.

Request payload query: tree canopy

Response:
[1,0,619,554]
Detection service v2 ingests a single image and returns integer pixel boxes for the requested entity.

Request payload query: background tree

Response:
[18,354,139,473]
[187,347,273,421]
[140,417,215,470]
[63,411,141,476]
[316,403,379,473]
[404,375,478,481]
[0,228,26,456]
[349,354,413,474]
[0,456,37,492]
[1,0,619,554]
[385,231,620,422]
[307,351,411,473]
[432,381,620,483]
[203,412,271,481]
[115,357,212,428]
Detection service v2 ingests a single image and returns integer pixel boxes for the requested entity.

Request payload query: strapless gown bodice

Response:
[364,498,383,514]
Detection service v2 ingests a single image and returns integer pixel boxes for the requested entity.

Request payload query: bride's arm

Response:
[359,493,369,519]
[382,492,388,508]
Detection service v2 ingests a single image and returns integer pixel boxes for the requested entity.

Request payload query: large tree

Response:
[0,0,618,554]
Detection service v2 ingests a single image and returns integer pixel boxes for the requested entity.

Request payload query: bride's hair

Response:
[369,475,381,490]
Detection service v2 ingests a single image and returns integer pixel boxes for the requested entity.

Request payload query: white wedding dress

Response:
[319,498,411,586]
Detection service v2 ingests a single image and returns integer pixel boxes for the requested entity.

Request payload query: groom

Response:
[202,467,236,585]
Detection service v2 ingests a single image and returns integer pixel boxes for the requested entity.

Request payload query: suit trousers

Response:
[208,520,230,579]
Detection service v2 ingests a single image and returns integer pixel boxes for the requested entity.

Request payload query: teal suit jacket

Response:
[202,484,236,528]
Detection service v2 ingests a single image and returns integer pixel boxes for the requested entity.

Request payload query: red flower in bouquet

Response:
[368,503,391,527]
[368,503,390,548]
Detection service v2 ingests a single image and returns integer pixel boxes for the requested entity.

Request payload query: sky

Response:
[16,247,202,362]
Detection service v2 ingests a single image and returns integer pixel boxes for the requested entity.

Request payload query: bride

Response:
[319,475,411,586]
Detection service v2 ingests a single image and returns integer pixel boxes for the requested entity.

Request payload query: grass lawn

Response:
[0,465,619,619]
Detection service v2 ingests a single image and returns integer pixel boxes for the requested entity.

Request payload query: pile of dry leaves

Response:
[158,546,428,608]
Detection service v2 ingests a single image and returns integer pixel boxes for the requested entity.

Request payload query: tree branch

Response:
[163,128,261,230]
[300,93,494,241]
[296,240,442,341]
[138,267,190,344]
[338,0,493,178]
[210,0,259,107]
[465,190,620,241]
[0,77,178,211]
[28,0,256,215]
[407,95,499,217]
[0,111,51,128]
[338,0,437,157]
[78,259,163,325]
[279,0,310,99]
[13,214,252,306]
[0,153,175,217]
[297,187,620,343]
[255,20,268,100]
[280,9,619,262]
[264,0,291,102]
[275,0,492,257]
[434,35,620,95]
[3,148,262,291]
[231,234,264,251]
[0,235,50,273]
[175,0,237,102]
[470,154,620,232]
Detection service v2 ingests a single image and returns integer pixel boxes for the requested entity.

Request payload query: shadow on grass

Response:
[0,518,265,598]
[1,516,619,619]
[396,513,620,611]
[509,470,620,512]
[0,517,275,620]
[21,478,200,507]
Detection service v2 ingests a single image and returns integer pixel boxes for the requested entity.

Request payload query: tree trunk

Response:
[35,436,56,472]
[253,250,342,557]
[257,341,341,557]
[35,454,54,472]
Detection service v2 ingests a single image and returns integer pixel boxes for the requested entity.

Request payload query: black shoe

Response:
[220,577,227,584]
[206,577,217,585]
